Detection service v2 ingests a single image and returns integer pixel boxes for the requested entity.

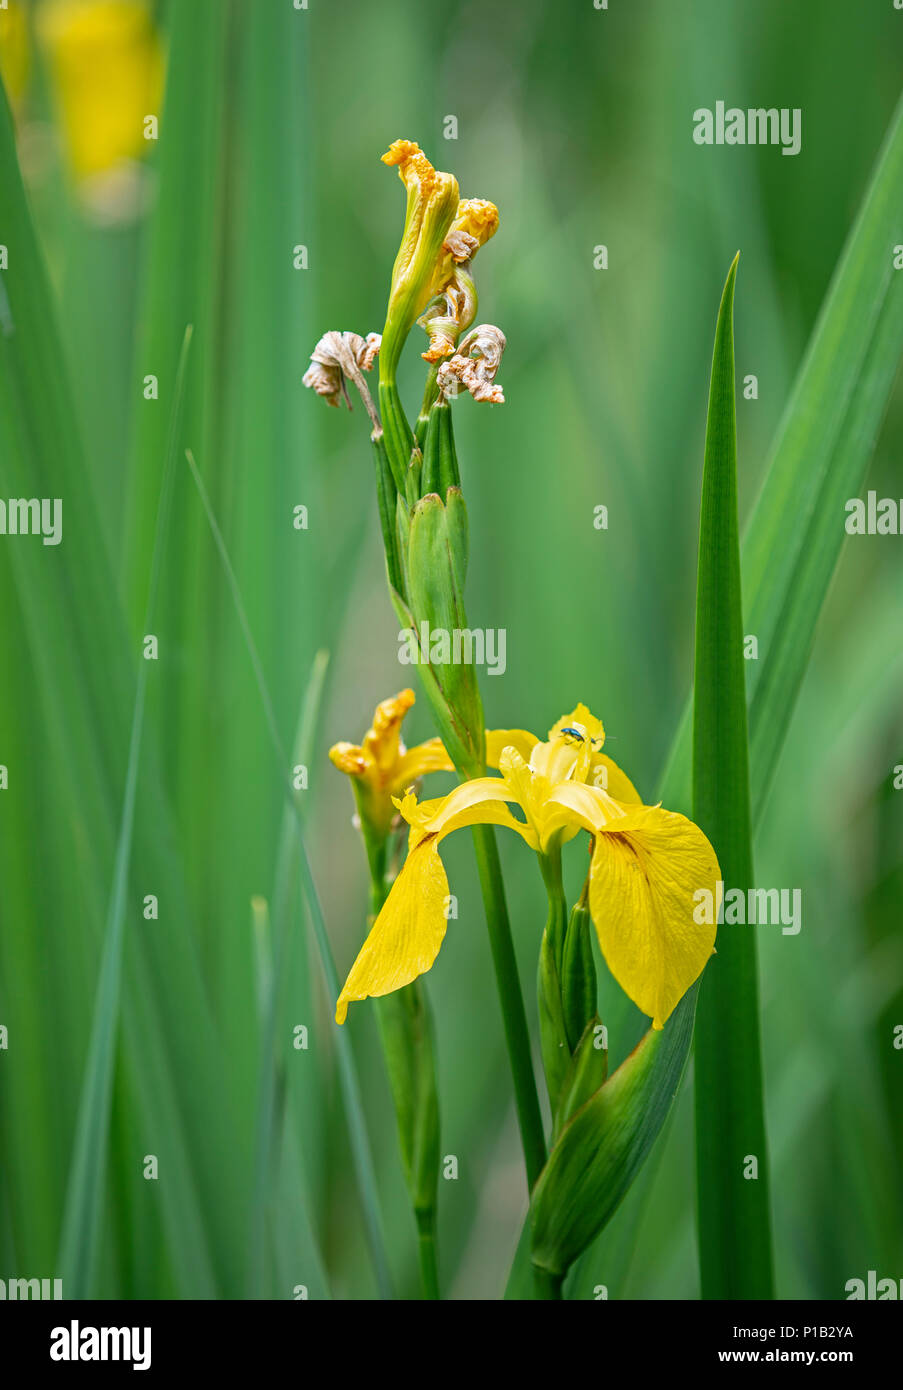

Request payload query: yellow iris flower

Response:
[38,0,162,181]
[336,704,720,1030]
[330,688,453,841]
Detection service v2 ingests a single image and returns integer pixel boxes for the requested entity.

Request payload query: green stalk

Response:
[366,866,441,1301]
[532,1266,564,1301]
[537,847,571,1112]
[372,430,404,594]
[692,256,774,1298]
[416,1214,440,1301]
[378,380,547,1197]
[379,379,416,495]
[415,363,440,446]
[471,823,547,1192]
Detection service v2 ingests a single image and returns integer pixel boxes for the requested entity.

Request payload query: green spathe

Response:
[403,492,485,775]
[530,997,694,1278]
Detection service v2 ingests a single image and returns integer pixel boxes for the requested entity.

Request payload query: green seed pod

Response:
[375,981,441,1223]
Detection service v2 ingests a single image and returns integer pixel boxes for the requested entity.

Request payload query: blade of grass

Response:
[692,256,774,1298]
[57,326,194,1296]
[184,448,394,1299]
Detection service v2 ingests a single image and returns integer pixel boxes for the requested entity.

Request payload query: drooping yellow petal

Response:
[337,775,536,1021]
[336,832,448,1023]
[398,778,537,850]
[587,804,720,1029]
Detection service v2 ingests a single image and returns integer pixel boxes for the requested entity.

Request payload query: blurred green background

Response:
[0,0,901,1299]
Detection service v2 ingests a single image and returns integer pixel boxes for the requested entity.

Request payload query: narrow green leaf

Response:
[692,256,774,1298]
[57,328,193,1297]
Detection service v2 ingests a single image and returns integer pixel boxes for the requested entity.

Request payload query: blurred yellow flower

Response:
[38,0,162,180]
[0,2,30,107]
[336,704,720,1030]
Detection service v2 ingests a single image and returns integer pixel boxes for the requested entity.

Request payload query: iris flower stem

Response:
[416,1211,440,1301]
[470,822,547,1193]
[531,1265,563,1300]
[375,369,546,1211]
[415,363,440,447]
[539,848,568,960]
[379,378,417,494]
[368,867,442,1301]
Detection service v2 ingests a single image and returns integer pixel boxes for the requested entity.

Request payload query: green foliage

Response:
[1,0,901,1302]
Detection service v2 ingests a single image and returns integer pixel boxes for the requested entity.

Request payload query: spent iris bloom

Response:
[380,140,500,376]
[418,197,500,363]
[380,140,460,380]
[336,704,720,1030]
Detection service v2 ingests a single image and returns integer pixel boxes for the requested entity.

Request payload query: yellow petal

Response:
[585,753,642,804]
[544,780,631,837]
[400,777,537,850]
[363,688,415,776]
[485,727,538,768]
[587,805,720,1029]
[393,736,453,787]
[336,832,448,1023]
[336,774,537,1021]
